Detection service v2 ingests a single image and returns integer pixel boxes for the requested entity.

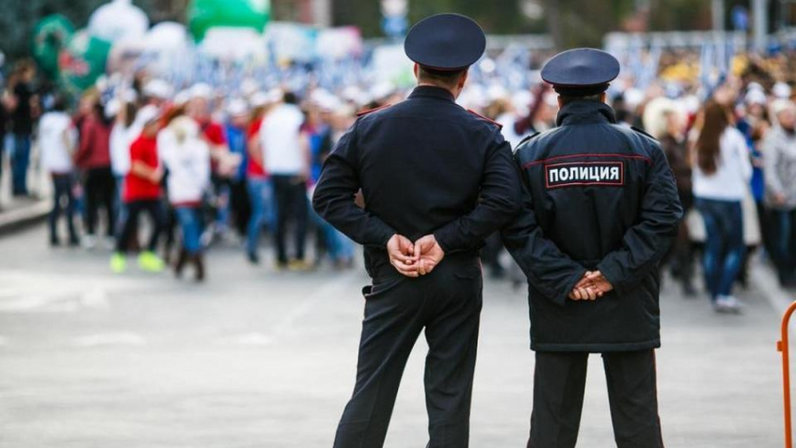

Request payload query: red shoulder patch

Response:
[467,109,503,130]
[356,103,392,117]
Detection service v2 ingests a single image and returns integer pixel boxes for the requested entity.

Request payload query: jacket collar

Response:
[556,100,617,126]
[409,85,456,102]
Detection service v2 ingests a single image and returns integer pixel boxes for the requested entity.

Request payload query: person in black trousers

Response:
[272,174,309,268]
[503,48,682,448]
[75,101,116,246]
[313,14,522,448]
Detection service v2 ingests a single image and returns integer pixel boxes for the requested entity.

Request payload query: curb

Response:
[0,200,51,236]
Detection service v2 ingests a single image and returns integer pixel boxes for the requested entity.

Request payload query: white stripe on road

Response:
[0,335,7,346]
[72,332,147,347]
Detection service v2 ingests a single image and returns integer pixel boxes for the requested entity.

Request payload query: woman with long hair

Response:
[692,102,753,312]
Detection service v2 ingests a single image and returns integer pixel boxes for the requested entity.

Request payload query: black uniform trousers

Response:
[334,257,483,448]
[528,350,663,448]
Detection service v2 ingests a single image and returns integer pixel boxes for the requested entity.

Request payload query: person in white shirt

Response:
[158,115,211,281]
[107,91,139,239]
[692,102,753,312]
[38,95,78,246]
[259,91,311,270]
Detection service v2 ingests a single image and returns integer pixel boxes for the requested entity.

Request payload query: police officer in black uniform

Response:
[502,48,683,447]
[313,13,522,448]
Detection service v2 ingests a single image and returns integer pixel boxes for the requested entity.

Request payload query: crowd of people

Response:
[1,60,362,281]
[0,47,794,303]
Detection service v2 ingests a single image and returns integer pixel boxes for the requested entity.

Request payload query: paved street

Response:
[0,223,788,447]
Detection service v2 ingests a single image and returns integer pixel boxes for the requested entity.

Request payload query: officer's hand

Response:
[583,271,614,295]
[387,234,419,277]
[569,272,599,301]
[569,288,598,301]
[414,235,445,276]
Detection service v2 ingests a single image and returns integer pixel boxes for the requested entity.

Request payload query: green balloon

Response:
[32,14,75,80]
[188,0,271,41]
[58,30,112,93]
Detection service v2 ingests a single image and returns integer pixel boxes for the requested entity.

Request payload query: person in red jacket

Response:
[110,106,166,273]
[75,100,115,248]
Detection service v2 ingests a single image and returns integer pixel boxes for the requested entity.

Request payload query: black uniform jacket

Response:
[502,100,683,352]
[313,85,522,281]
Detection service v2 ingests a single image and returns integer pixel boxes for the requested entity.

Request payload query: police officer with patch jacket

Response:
[313,13,522,448]
[502,48,683,447]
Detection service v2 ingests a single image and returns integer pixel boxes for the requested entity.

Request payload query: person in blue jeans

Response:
[173,206,204,280]
[246,176,275,263]
[692,102,752,312]
[159,115,211,281]
[8,60,37,197]
[243,108,277,264]
[696,199,745,298]
[308,104,355,268]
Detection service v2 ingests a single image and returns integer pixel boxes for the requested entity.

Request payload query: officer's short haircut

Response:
[417,66,467,88]
[558,92,604,105]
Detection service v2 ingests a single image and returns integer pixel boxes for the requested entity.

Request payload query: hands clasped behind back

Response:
[568,270,614,301]
[386,234,446,278]
[386,234,614,301]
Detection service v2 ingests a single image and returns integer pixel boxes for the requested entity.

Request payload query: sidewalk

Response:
[0,146,51,234]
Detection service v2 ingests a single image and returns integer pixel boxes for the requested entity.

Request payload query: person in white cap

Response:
[142,78,172,106]
[737,84,772,261]
[773,82,793,100]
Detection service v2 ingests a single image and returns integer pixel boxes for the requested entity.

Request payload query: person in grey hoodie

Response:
[764,100,796,286]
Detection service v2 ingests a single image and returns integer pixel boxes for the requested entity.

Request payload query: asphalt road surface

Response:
[0,224,787,447]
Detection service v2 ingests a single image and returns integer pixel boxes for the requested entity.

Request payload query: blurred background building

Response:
[2,0,795,61]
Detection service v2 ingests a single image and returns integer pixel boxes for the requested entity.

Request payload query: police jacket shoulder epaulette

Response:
[516,131,541,148]
[630,126,658,142]
[467,109,503,130]
[356,103,392,117]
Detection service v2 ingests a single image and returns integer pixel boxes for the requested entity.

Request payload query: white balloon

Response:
[144,22,188,53]
[88,0,149,43]
[200,28,266,61]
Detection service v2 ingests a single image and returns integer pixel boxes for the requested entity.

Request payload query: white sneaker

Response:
[82,235,97,250]
[723,295,743,313]
[714,295,743,313]
[103,236,116,250]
